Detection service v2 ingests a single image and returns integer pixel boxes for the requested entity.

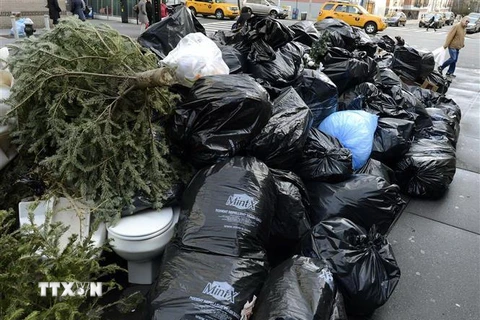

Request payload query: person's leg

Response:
[440,48,456,71]
[446,49,459,75]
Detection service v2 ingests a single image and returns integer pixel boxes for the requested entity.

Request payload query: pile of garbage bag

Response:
[1,8,463,319]
[136,9,462,318]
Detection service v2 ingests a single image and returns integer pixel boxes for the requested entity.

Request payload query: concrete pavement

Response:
[1,16,479,320]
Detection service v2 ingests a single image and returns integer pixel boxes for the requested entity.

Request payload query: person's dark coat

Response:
[47,0,61,22]
[146,0,154,25]
[71,0,86,21]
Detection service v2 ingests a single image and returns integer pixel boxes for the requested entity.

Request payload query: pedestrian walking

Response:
[137,0,149,32]
[71,0,86,21]
[146,0,154,27]
[438,16,469,77]
[47,0,62,25]
[426,14,436,31]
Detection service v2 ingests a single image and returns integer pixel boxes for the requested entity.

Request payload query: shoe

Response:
[446,73,456,78]
[437,66,443,74]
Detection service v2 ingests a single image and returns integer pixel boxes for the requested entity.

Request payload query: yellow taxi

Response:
[317,1,387,34]
[186,0,239,20]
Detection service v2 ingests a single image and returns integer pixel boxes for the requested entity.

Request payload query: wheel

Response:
[269,10,278,18]
[189,7,197,16]
[364,21,377,34]
[395,21,399,27]
[215,9,224,20]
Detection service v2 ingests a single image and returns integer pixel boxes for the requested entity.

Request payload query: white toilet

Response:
[107,207,180,285]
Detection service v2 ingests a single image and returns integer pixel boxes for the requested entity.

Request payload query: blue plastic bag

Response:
[9,19,26,37]
[319,110,378,170]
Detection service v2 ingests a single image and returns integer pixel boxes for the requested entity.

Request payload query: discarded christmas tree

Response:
[4,18,188,220]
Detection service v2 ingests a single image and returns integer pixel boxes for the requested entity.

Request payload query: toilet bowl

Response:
[107,207,180,285]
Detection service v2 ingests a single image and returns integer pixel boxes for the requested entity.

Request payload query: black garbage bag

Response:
[247,88,311,170]
[268,170,312,266]
[416,120,457,148]
[372,117,414,167]
[252,16,295,50]
[403,84,441,108]
[300,218,401,316]
[314,19,356,51]
[426,107,460,145]
[394,137,456,199]
[419,50,435,79]
[251,255,347,320]
[294,69,338,127]
[177,157,276,259]
[294,128,353,183]
[424,70,450,95]
[372,34,396,53]
[435,96,461,138]
[306,174,405,234]
[138,6,205,59]
[393,87,433,132]
[219,45,246,74]
[322,51,377,94]
[210,29,243,46]
[352,26,377,57]
[355,158,396,185]
[170,74,272,168]
[150,243,268,320]
[375,51,394,69]
[289,20,320,46]
[391,45,423,82]
[248,41,304,87]
[338,82,379,111]
[377,67,402,88]
[322,47,352,65]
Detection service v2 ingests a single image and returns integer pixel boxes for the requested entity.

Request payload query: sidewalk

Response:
[1,17,479,320]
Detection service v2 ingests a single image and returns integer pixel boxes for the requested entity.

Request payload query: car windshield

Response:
[424,13,434,19]
[357,5,369,14]
[468,16,479,23]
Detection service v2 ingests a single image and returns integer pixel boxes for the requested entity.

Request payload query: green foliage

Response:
[3,18,190,219]
[309,32,332,67]
[0,209,126,320]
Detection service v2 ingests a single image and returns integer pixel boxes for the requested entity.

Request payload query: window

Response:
[323,4,334,10]
[346,5,360,14]
[335,5,346,12]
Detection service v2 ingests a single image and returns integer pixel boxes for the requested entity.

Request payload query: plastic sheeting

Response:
[300,218,401,316]
[294,128,353,183]
[170,74,272,168]
[306,174,405,234]
[177,157,276,259]
[294,69,338,128]
[252,255,347,320]
[247,87,312,170]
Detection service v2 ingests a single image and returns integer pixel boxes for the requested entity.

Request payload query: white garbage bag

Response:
[161,32,229,87]
[432,46,448,67]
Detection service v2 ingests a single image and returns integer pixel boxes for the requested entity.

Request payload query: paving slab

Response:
[371,212,480,320]
[405,168,480,234]
[455,134,480,173]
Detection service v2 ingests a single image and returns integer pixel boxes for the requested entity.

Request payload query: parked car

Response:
[466,15,480,33]
[186,0,239,19]
[242,0,288,19]
[317,1,387,34]
[418,13,445,28]
[386,11,406,26]
[444,11,455,25]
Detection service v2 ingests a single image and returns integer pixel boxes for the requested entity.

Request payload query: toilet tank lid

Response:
[108,207,174,238]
